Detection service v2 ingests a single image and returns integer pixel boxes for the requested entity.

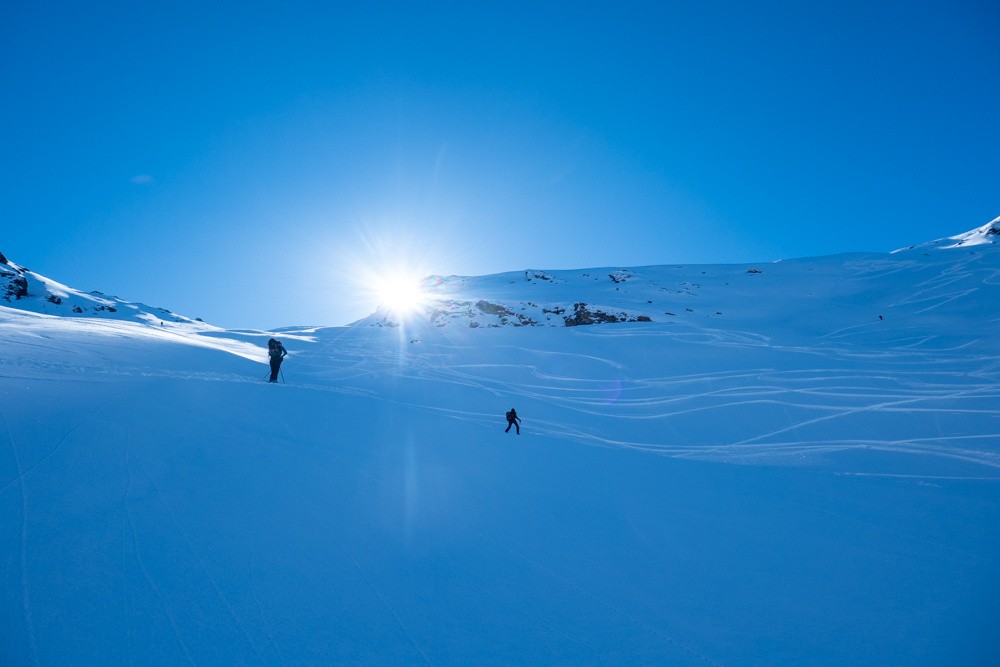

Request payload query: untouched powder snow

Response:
[1,226,999,664]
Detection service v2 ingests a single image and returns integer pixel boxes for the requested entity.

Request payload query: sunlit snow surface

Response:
[1,242,999,664]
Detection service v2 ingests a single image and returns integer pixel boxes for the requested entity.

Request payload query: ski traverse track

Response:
[304,327,1000,476]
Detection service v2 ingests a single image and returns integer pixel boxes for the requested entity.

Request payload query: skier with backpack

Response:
[267,338,287,383]
[505,408,521,434]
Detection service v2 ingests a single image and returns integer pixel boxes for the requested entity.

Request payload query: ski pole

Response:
[280,368,286,384]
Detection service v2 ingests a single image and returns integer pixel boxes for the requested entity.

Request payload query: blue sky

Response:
[2,1,998,329]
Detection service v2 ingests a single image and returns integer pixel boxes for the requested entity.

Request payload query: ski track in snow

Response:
[119,406,199,665]
[730,383,998,434]
[0,392,124,496]
[246,547,286,664]
[220,316,1000,478]
[123,470,197,665]
[0,403,38,665]
[120,429,134,666]
[126,440,269,664]
[316,338,1000,474]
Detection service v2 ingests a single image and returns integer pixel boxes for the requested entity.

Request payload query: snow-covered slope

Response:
[895,215,1000,251]
[2,222,999,664]
[1,251,200,325]
[367,250,1000,350]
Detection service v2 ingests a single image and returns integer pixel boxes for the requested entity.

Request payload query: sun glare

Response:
[338,226,452,323]
[373,272,429,318]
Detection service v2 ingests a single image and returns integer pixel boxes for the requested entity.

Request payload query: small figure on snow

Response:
[505,408,521,435]
[267,338,287,383]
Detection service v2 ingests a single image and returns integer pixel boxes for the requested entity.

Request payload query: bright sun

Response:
[373,272,429,318]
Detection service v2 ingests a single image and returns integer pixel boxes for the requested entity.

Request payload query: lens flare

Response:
[373,271,429,319]
[334,223,457,324]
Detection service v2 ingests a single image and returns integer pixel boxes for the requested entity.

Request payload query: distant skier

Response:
[505,408,521,435]
[267,338,287,383]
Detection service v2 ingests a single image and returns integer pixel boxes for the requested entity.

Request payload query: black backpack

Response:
[506,410,515,421]
[268,339,282,356]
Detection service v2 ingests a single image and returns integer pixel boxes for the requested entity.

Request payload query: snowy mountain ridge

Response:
[4,216,997,332]
[894,214,1000,252]
[0,251,202,326]
[364,216,1000,332]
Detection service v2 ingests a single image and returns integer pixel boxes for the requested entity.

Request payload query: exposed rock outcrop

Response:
[564,303,651,327]
[3,275,28,301]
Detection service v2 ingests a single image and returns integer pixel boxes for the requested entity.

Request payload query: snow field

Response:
[2,238,999,663]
